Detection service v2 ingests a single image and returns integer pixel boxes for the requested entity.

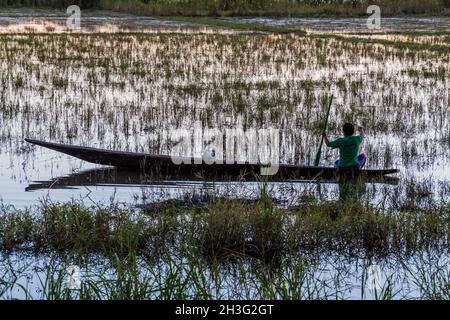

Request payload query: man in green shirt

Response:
[322,123,366,169]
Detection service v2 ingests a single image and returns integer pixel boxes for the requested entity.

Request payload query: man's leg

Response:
[334,160,340,168]
[358,154,366,169]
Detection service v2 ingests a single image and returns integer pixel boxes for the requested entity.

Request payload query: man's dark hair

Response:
[343,123,355,136]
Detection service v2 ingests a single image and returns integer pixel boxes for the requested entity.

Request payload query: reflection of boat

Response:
[25,138,399,182]
[25,167,182,191]
[25,167,399,192]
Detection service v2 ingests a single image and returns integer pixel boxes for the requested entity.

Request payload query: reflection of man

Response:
[322,123,366,170]
[338,180,366,202]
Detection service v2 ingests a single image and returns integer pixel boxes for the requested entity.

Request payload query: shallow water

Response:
[228,16,450,33]
[1,9,449,33]
[0,8,195,31]
[1,250,448,299]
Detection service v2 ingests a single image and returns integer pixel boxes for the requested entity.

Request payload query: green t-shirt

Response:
[329,135,363,168]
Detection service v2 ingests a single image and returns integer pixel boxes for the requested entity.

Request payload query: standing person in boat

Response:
[322,123,366,169]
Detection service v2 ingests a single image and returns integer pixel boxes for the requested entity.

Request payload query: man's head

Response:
[343,123,355,136]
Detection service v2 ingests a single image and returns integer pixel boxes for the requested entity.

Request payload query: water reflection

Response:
[338,180,367,202]
[0,250,447,300]
[25,166,399,193]
[229,16,450,33]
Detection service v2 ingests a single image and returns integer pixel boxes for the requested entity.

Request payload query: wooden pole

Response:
[314,95,334,166]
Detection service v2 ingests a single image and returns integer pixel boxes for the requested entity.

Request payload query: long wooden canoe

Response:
[25,138,399,181]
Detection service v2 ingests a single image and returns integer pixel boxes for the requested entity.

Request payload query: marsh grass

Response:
[320,33,450,54]
[0,193,448,259]
[0,202,155,255]
[0,231,448,300]
[0,185,448,300]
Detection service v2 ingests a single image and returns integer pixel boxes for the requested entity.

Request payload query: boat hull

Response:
[25,138,399,181]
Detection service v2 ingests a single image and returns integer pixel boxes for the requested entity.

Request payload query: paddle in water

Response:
[314,95,334,166]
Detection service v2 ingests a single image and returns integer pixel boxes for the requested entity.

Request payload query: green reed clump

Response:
[0,197,448,259]
[0,206,35,251]
[291,200,448,257]
[0,202,156,255]
[195,197,449,259]
[196,197,285,261]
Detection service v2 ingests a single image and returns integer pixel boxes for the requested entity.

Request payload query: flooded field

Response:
[0,30,448,207]
[0,10,448,300]
[0,8,197,32]
[1,9,449,33]
[230,16,450,33]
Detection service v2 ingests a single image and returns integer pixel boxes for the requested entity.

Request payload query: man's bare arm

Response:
[358,126,365,137]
